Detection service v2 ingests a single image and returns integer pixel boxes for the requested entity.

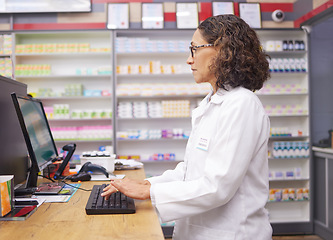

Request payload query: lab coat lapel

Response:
[192,93,211,127]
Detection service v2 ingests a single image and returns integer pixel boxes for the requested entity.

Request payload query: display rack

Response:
[258,29,312,232]
[13,31,114,157]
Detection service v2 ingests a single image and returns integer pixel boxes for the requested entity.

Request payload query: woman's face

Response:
[187,29,218,92]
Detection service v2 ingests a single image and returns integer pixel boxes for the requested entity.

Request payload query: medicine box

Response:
[0,175,14,217]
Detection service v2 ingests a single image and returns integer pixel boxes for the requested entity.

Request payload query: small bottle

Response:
[294,40,300,50]
[288,40,294,51]
[283,40,288,51]
[300,40,305,50]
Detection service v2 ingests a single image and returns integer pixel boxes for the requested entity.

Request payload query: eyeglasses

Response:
[189,44,214,57]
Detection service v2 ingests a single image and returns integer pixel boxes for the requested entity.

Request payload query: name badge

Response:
[196,137,210,151]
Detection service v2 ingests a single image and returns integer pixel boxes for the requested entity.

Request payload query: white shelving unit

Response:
[13,31,114,156]
[257,29,311,229]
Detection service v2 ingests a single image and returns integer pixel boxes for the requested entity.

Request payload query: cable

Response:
[38,174,92,192]
[38,174,55,182]
[61,175,92,192]
[61,181,92,192]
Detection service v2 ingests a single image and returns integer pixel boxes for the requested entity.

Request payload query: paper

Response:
[212,2,234,16]
[176,3,199,29]
[107,3,129,29]
[32,183,80,203]
[90,174,125,181]
[142,3,164,29]
[239,3,262,29]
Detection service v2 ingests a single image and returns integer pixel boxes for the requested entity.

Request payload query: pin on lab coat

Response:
[148,87,272,240]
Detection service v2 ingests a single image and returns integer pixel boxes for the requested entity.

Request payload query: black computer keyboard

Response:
[85,184,136,215]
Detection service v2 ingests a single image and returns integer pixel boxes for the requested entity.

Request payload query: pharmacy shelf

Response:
[257,29,311,233]
[116,51,187,57]
[15,74,111,79]
[15,52,111,57]
[118,117,191,120]
[268,157,309,160]
[257,92,308,96]
[269,178,310,182]
[55,139,112,143]
[270,72,307,76]
[140,160,183,163]
[117,94,205,99]
[266,50,307,55]
[37,96,112,100]
[48,118,112,122]
[13,31,114,150]
[117,73,191,78]
[117,138,188,142]
[0,54,11,57]
[269,136,309,140]
[268,114,309,117]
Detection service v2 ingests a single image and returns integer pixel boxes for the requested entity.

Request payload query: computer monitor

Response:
[11,93,59,192]
[0,76,28,188]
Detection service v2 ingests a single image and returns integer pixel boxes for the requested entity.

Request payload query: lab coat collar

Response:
[209,88,230,104]
[192,87,231,121]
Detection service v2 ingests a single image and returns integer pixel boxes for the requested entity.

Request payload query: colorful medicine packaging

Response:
[0,175,14,217]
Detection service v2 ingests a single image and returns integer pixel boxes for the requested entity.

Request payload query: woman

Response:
[102,14,272,240]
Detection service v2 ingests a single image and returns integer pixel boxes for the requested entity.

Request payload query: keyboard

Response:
[85,184,136,215]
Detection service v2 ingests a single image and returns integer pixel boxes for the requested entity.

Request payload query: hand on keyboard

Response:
[101,178,151,201]
[85,184,136,215]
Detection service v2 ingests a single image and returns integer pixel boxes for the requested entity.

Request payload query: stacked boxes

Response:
[117,128,189,140]
[272,141,310,158]
[268,58,307,73]
[162,100,190,118]
[115,37,187,53]
[0,35,12,54]
[15,43,111,54]
[268,188,309,202]
[117,83,210,96]
[264,104,308,116]
[15,64,51,76]
[0,58,12,77]
[118,100,191,119]
[51,125,112,141]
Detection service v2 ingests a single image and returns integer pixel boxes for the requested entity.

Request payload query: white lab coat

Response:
[147,86,272,240]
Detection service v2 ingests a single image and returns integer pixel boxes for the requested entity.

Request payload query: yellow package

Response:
[0,175,14,217]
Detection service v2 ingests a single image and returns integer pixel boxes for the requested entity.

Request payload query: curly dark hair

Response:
[198,14,270,91]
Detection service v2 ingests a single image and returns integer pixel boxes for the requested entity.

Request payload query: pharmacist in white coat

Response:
[102,15,273,240]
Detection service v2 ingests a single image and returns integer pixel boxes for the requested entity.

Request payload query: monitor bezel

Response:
[11,93,59,173]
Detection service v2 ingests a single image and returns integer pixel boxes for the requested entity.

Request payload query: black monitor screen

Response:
[11,93,58,171]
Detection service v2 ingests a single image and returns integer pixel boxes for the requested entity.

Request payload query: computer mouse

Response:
[70,172,91,182]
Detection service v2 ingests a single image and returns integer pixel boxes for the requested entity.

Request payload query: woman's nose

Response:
[186,55,193,65]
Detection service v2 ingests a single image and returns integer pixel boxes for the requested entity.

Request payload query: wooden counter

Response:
[0,169,164,240]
